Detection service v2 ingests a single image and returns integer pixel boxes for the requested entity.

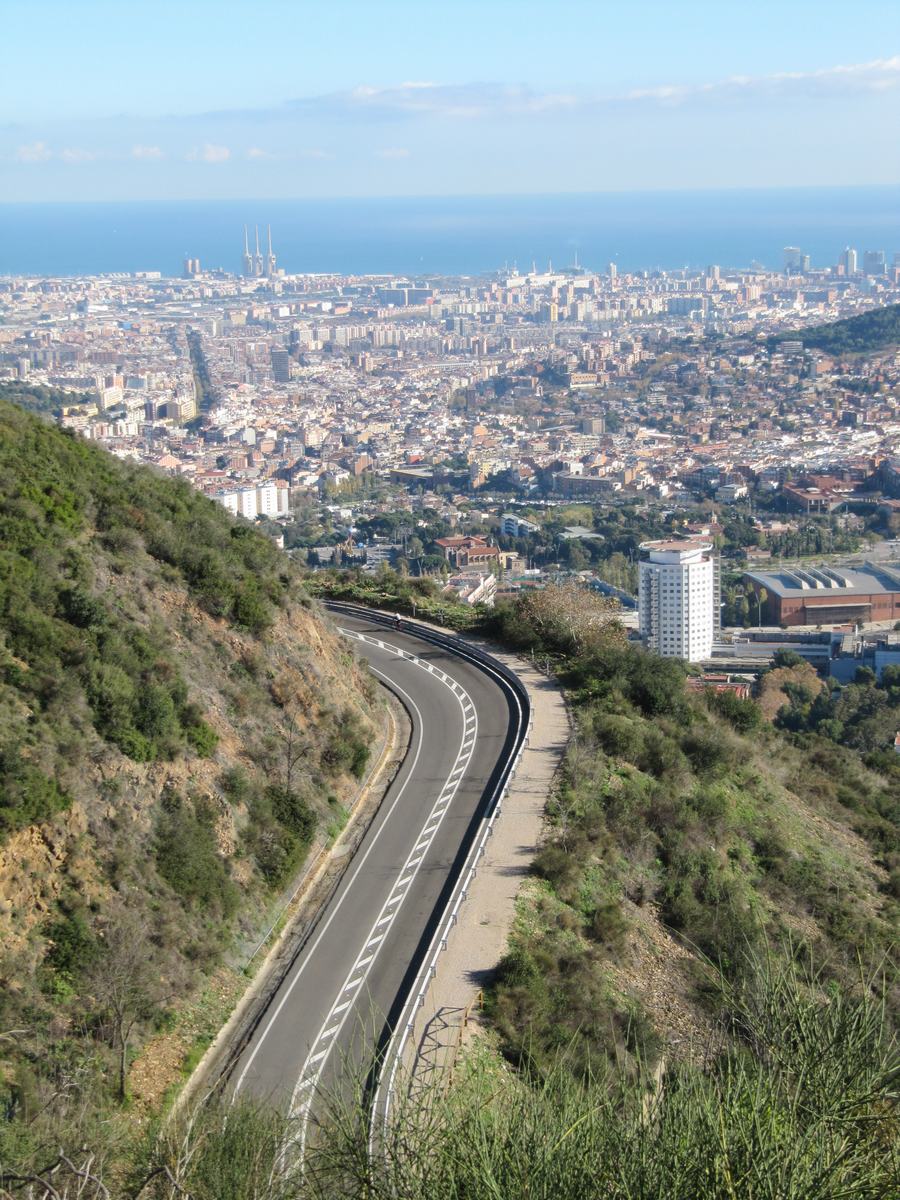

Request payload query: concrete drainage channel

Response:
[321,603,532,1151]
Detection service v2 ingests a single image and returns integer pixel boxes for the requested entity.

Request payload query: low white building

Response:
[444,572,497,607]
[501,512,540,537]
[215,481,290,520]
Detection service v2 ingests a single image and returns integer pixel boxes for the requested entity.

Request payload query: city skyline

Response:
[3,0,900,201]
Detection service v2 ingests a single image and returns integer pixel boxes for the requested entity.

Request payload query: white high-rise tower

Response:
[638,540,720,662]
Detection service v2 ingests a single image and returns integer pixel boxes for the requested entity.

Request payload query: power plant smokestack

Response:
[264,223,277,278]
[241,225,253,276]
[241,223,276,278]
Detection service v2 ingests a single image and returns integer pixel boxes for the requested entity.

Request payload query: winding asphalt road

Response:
[226,609,528,1136]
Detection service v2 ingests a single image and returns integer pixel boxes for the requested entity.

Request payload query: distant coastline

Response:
[1,185,898,279]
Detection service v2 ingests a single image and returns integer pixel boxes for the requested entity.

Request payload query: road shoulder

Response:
[402,640,570,1090]
[174,686,409,1112]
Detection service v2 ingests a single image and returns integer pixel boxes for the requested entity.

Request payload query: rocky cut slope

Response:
[0,400,377,1147]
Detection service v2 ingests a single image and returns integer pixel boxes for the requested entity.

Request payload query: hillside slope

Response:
[772,301,900,354]
[485,605,899,1077]
[0,400,377,1150]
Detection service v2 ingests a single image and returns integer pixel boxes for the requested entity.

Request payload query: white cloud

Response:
[625,56,900,106]
[264,58,900,124]
[132,144,164,160]
[60,147,100,164]
[316,82,576,120]
[376,147,411,159]
[15,141,52,163]
[186,142,231,163]
[164,57,900,142]
[247,146,332,161]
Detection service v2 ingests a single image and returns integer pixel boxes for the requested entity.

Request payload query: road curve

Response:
[225,606,529,1136]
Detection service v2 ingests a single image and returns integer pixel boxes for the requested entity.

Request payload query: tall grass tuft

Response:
[304,953,898,1200]
[3,956,896,1198]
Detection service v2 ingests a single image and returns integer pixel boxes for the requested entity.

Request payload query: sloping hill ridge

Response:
[772,301,900,354]
[0,400,377,1141]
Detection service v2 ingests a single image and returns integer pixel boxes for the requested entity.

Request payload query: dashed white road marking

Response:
[287,629,479,1159]
[230,647,429,1101]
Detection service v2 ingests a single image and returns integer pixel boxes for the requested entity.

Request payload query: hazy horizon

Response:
[2,185,898,278]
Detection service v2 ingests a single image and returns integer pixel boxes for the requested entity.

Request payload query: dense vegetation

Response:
[777,661,900,753]
[310,958,900,1199]
[305,566,482,630]
[0,401,375,1162]
[776,301,900,354]
[2,947,897,1198]
[484,601,898,1079]
[0,395,287,830]
[0,381,94,418]
[307,570,899,1082]
[1,451,897,1194]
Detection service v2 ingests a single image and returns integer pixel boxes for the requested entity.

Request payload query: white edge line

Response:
[230,661,427,1098]
[292,636,478,1154]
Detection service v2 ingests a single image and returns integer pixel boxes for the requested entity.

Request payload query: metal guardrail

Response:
[324,600,532,699]
[321,603,532,1151]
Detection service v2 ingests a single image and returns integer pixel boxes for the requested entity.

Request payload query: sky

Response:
[2,0,900,201]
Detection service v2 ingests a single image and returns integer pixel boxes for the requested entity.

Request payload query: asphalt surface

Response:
[227,612,521,1130]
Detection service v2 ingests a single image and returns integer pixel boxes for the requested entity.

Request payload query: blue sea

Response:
[1,188,899,278]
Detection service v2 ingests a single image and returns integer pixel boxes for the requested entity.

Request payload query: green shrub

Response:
[659,847,760,973]
[321,708,370,779]
[708,689,761,732]
[245,787,316,888]
[186,718,219,758]
[249,818,306,887]
[681,725,732,773]
[637,728,685,779]
[135,683,179,741]
[220,766,254,804]
[57,586,106,630]
[0,750,70,837]
[43,909,98,977]
[232,585,273,635]
[586,897,628,952]
[265,785,316,843]
[155,798,237,916]
[593,713,644,762]
[690,782,732,825]
[114,726,154,762]
[533,843,584,901]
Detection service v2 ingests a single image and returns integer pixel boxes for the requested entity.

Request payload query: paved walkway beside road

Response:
[400,641,571,1095]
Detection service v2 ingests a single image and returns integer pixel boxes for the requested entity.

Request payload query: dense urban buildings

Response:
[3,235,900,664]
